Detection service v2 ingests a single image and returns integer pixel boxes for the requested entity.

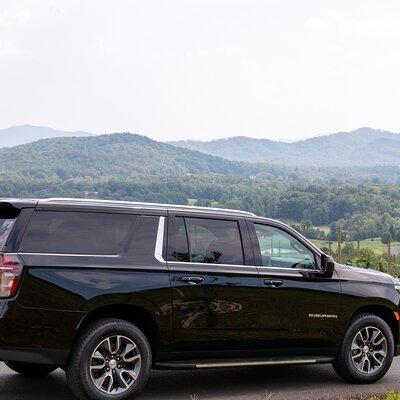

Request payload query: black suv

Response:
[1,198,399,400]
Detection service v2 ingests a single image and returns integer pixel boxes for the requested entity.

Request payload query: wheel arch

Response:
[73,304,160,359]
[352,304,399,349]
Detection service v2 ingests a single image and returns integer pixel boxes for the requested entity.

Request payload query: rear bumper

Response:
[0,347,69,366]
[0,300,84,366]
[395,345,400,357]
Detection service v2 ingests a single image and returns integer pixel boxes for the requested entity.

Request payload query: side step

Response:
[154,356,334,370]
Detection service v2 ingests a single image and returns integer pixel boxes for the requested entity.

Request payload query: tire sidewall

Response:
[71,320,151,400]
[342,315,394,383]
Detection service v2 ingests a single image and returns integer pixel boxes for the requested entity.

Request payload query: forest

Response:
[1,133,400,266]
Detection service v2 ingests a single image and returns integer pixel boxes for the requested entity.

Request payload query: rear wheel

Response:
[66,319,151,400]
[333,313,394,383]
[5,362,57,377]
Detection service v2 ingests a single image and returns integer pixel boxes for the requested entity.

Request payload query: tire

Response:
[66,319,152,400]
[5,362,57,377]
[332,313,394,383]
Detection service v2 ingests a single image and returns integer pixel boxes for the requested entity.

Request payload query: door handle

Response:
[263,279,283,288]
[179,276,205,285]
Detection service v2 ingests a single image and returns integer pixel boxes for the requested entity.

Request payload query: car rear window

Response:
[0,215,16,250]
[19,211,137,255]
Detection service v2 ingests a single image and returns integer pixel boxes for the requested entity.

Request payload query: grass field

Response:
[311,237,400,256]
[340,394,400,400]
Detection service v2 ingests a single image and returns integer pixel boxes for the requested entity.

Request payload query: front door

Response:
[166,213,262,356]
[248,220,343,353]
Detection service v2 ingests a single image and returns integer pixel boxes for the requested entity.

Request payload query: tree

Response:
[353,248,388,273]
[381,232,393,245]
[342,243,357,261]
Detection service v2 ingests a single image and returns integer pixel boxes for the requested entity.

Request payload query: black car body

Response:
[0,198,399,399]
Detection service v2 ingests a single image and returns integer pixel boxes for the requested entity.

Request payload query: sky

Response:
[1,0,400,141]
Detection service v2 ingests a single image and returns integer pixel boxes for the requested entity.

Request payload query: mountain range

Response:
[0,126,399,175]
[0,125,93,148]
[170,127,400,167]
[0,133,257,180]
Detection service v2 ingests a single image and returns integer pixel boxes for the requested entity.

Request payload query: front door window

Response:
[254,224,316,269]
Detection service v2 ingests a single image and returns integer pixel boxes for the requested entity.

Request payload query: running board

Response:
[154,356,334,370]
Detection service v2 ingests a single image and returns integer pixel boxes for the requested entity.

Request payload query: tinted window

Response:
[0,216,16,250]
[255,224,315,269]
[170,217,244,265]
[20,211,136,255]
[169,217,190,262]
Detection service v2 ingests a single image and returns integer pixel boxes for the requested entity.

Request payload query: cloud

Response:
[0,7,31,28]
[0,41,20,55]
[49,0,65,15]
[305,9,400,37]
[94,39,122,56]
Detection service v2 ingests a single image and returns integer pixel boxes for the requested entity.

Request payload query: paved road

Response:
[1,359,400,400]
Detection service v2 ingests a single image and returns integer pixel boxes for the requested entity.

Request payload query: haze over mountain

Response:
[0,133,259,180]
[170,128,400,167]
[1,126,400,171]
[0,125,94,148]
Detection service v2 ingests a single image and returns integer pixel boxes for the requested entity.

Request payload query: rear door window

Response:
[0,214,16,250]
[19,211,136,255]
[169,216,244,265]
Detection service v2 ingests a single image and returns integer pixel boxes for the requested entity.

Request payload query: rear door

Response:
[166,212,262,355]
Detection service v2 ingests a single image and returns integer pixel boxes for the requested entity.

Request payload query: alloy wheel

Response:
[89,335,142,394]
[350,326,387,374]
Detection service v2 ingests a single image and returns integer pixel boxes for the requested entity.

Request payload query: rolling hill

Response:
[0,133,260,179]
[0,125,94,148]
[169,128,400,167]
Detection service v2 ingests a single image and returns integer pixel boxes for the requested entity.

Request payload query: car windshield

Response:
[0,218,15,250]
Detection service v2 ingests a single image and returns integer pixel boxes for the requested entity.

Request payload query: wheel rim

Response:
[350,326,387,374]
[89,335,141,394]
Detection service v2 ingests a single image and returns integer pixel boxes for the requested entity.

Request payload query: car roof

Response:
[34,198,257,217]
[0,199,38,210]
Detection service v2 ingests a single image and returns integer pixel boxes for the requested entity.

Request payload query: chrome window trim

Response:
[168,260,315,272]
[154,216,166,263]
[168,260,316,277]
[18,252,119,258]
[258,265,314,273]
[169,260,254,268]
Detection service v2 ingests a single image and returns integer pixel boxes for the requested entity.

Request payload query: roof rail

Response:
[41,198,256,217]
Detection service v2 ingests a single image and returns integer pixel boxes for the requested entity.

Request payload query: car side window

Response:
[170,216,191,262]
[254,224,316,270]
[19,211,136,255]
[169,217,244,265]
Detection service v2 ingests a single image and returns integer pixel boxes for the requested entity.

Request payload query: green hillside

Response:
[170,128,400,167]
[0,131,399,248]
[0,133,261,179]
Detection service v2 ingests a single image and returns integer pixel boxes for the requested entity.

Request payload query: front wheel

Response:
[5,362,57,377]
[66,319,152,400]
[333,313,394,383]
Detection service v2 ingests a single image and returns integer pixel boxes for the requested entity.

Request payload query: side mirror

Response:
[321,253,335,278]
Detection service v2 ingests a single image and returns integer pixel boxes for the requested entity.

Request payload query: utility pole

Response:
[337,227,342,263]
[328,240,332,255]
[357,240,360,256]
[388,241,392,275]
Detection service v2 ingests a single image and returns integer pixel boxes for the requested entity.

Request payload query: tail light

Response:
[0,254,23,298]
